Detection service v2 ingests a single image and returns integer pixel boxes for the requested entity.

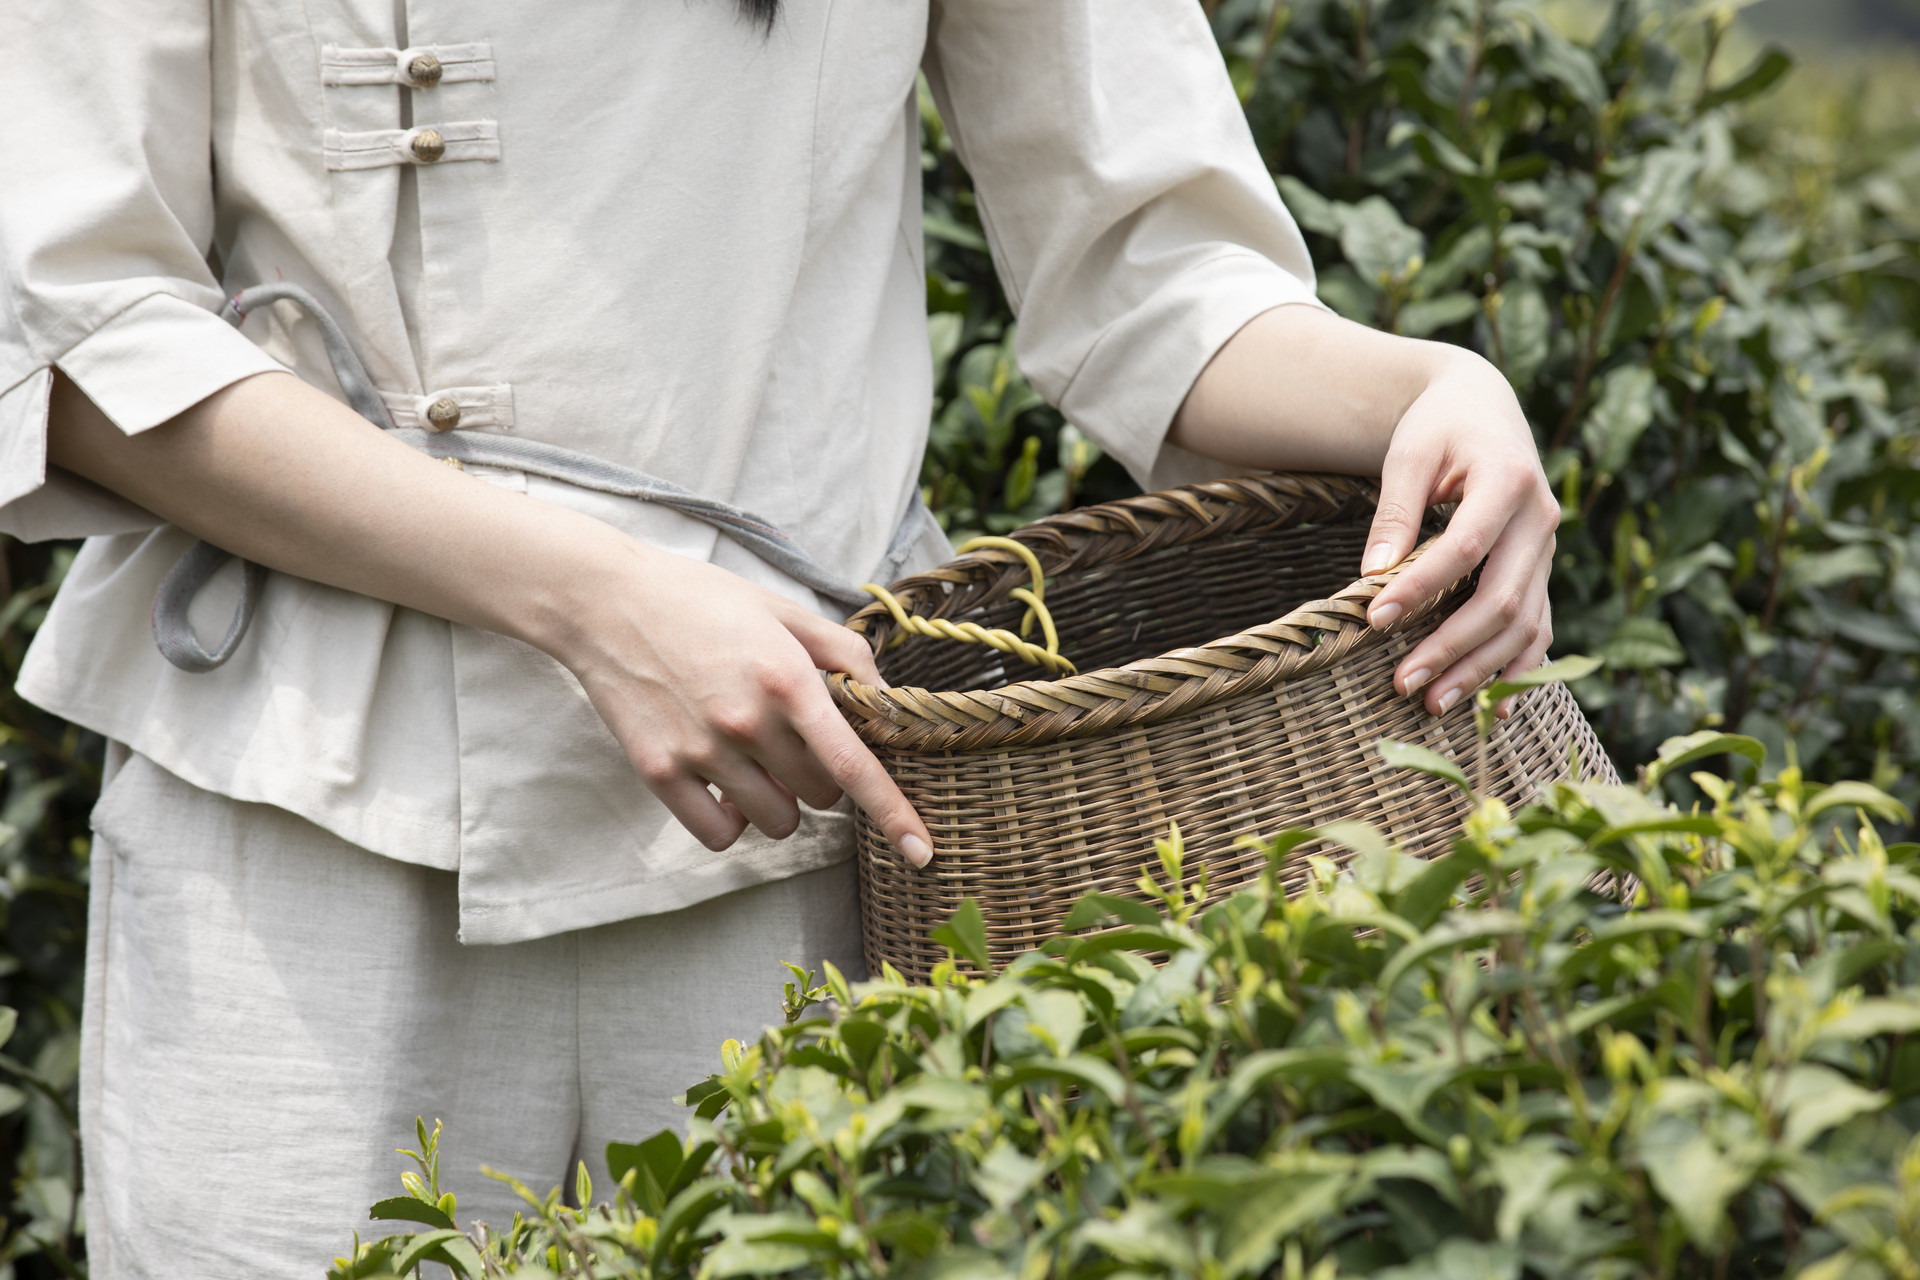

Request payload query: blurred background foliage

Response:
[4,0,1919,1274]
[0,541,96,1280]
[1740,0,1920,46]
[1217,0,1920,803]
[924,0,1920,813]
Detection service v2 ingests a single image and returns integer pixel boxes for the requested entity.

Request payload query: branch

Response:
[1551,244,1637,452]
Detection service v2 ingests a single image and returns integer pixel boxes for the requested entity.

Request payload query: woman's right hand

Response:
[548,532,935,865]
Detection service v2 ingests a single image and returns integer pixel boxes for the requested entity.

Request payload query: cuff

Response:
[56,291,288,435]
[0,368,158,541]
[1046,251,1328,493]
[0,293,287,542]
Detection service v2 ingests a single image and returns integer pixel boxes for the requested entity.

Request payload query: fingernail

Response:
[1436,687,1462,714]
[1497,696,1514,720]
[1362,542,1397,576]
[1402,667,1432,696]
[898,833,932,868]
[1370,602,1404,631]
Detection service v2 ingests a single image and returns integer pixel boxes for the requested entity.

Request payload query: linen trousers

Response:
[81,748,865,1280]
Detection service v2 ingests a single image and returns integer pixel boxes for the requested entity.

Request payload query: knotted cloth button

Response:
[425,397,462,430]
[410,129,446,162]
[405,53,443,87]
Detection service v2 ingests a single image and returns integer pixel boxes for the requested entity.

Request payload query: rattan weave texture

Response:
[830,473,1616,979]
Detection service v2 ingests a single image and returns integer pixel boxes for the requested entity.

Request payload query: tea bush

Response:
[335,689,1920,1279]
[9,1,1920,1274]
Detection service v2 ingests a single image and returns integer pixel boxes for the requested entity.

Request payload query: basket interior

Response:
[874,517,1376,694]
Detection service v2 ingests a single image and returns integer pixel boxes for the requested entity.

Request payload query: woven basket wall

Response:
[830,473,1616,980]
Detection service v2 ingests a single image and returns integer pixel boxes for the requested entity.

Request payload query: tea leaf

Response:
[1378,740,1472,795]
[367,1197,455,1231]
[930,898,994,975]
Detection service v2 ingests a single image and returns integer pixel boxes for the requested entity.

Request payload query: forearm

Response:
[1170,303,1486,473]
[47,370,624,660]
[47,369,936,863]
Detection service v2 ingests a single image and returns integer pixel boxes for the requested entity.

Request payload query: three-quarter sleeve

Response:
[923,0,1327,491]
[0,0,286,541]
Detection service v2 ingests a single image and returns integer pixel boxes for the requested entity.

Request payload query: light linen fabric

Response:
[0,0,1325,940]
[83,747,866,1280]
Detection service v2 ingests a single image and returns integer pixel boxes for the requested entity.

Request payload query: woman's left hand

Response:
[1170,304,1559,719]
[1356,353,1559,719]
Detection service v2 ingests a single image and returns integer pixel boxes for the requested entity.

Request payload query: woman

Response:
[0,0,1556,1273]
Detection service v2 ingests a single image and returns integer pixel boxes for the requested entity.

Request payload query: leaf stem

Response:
[1552,244,1637,452]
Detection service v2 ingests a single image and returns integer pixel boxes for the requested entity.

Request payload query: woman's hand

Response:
[1170,304,1558,717]
[1357,353,1558,718]
[47,370,936,866]
[550,536,935,863]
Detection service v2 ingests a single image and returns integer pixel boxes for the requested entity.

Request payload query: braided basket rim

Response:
[830,472,1466,751]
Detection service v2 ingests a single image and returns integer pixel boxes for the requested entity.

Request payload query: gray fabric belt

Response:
[153,282,930,673]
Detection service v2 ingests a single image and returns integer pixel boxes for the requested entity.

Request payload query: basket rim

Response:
[830,472,1466,752]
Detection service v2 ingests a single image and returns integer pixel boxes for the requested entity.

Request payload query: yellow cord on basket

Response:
[861,535,1077,676]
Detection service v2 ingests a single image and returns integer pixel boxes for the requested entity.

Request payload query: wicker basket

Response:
[830,473,1616,979]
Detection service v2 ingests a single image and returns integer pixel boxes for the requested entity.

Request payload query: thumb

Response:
[1363,447,1434,579]
[782,605,888,689]
[1364,448,1436,629]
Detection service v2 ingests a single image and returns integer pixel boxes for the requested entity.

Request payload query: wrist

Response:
[1388,342,1517,440]
[501,511,652,668]
[1419,342,1505,398]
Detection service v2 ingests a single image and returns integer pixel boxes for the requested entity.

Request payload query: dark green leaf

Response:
[1600,617,1686,670]
[1001,1054,1129,1104]
[1338,197,1426,284]
[701,1236,813,1278]
[1589,815,1723,845]
[1216,1168,1357,1275]
[1059,892,1162,931]
[1826,606,1920,654]
[1077,1200,1198,1271]
[930,897,994,974]
[1637,1114,1754,1249]
[1644,732,1767,789]
[1494,280,1552,394]
[368,1197,454,1231]
[1699,47,1795,111]
[1398,291,1482,337]
[607,1129,685,1214]
[1379,911,1529,995]
[390,1230,477,1278]
[655,1178,737,1258]
[1583,365,1659,475]
[1396,852,1476,932]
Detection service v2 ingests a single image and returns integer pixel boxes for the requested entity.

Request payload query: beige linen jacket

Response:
[0,0,1324,943]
